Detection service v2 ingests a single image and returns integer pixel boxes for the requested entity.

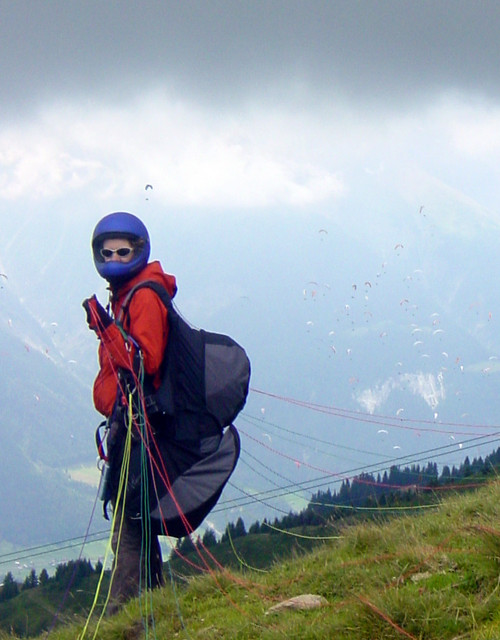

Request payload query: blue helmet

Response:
[92,212,151,285]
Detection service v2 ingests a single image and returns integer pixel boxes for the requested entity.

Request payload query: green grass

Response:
[6,480,500,639]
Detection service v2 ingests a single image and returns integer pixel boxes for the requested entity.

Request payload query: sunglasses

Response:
[100,247,134,259]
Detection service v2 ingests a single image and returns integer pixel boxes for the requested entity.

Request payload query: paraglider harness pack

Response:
[96,280,250,537]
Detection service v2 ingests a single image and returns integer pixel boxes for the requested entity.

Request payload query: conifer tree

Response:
[22,568,38,590]
[234,517,247,538]
[202,528,217,547]
[39,568,49,586]
[0,572,19,601]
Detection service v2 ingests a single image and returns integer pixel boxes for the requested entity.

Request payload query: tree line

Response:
[2,446,499,604]
[0,558,100,603]
[173,446,500,556]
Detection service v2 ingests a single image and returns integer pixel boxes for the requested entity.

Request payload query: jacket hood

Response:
[111,261,177,307]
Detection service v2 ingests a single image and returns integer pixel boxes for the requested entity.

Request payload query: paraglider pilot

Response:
[83,211,242,613]
[83,212,177,610]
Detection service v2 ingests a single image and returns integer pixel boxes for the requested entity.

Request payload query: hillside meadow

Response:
[3,478,500,639]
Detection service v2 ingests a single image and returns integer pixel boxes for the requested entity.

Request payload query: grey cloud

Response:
[2,0,500,117]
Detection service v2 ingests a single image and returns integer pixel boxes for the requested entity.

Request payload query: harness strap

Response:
[95,421,108,461]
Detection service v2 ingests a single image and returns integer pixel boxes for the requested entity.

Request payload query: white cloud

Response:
[2,91,500,224]
[404,372,446,410]
[356,371,445,414]
[0,123,105,200]
[355,379,396,414]
[0,94,345,209]
[444,101,500,158]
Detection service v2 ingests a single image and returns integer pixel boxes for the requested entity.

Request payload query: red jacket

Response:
[93,261,177,417]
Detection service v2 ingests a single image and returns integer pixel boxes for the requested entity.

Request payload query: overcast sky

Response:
[2,1,500,529]
[1,0,500,218]
[2,0,500,372]
[3,1,500,111]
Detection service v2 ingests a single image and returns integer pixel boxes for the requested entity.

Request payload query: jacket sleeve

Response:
[92,288,169,416]
[95,286,168,380]
[93,343,120,417]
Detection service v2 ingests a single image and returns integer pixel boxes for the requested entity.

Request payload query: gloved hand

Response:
[82,295,113,331]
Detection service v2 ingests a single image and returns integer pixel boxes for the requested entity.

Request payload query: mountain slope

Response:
[0,283,100,547]
[19,478,500,640]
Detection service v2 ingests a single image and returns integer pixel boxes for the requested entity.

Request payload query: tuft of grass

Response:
[12,479,500,639]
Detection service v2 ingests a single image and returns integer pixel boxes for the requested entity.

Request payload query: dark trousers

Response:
[108,424,220,607]
[109,503,164,606]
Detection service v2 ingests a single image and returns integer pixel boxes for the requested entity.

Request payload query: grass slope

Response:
[6,480,500,639]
